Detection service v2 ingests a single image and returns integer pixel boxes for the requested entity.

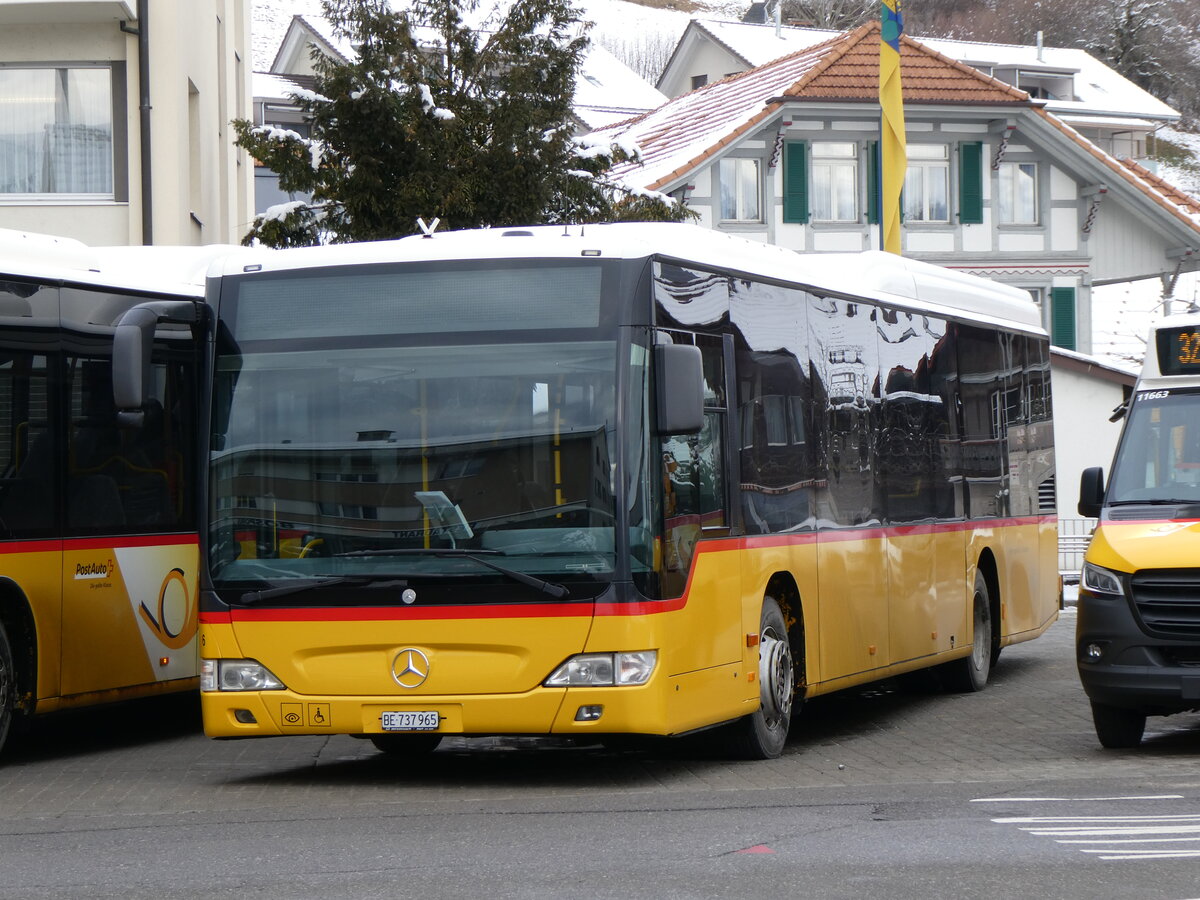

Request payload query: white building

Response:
[0,0,254,246]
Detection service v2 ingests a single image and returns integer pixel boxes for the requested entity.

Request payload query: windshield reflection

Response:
[209,340,618,590]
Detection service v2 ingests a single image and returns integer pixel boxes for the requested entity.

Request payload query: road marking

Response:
[969,801,1185,806]
[982,795,1200,861]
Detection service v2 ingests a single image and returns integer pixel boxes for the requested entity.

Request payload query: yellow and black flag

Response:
[879,0,906,254]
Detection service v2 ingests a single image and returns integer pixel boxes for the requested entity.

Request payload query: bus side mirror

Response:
[113,307,159,427]
[655,342,704,435]
[112,300,202,427]
[1078,466,1105,518]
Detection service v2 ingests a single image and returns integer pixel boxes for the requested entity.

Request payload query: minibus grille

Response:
[1130,569,1200,638]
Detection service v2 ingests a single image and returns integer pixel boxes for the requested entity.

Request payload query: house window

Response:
[691,74,708,90]
[0,66,114,196]
[812,142,858,222]
[998,161,1039,224]
[903,144,949,222]
[719,157,761,223]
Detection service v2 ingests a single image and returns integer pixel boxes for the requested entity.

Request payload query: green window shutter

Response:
[1051,286,1076,350]
[959,141,983,224]
[783,141,808,224]
[867,141,880,224]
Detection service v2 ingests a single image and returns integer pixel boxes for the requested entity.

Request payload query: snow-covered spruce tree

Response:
[234,0,687,247]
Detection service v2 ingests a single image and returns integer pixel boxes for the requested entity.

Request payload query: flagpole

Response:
[879,0,906,255]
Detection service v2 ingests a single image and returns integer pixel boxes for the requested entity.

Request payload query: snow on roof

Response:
[251,0,327,71]
[575,44,667,123]
[253,70,308,102]
[1051,345,1138,380]
[682,19,1179,124]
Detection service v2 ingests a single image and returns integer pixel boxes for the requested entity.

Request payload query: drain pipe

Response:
[121,0,153,244]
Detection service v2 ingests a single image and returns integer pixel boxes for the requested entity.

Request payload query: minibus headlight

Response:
[1082,562,1125,596]
[201,658,286,692]
[545,651,658,687]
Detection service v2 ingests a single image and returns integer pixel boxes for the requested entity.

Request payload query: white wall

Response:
[1050,353,1134,520]
[0,1,252,247]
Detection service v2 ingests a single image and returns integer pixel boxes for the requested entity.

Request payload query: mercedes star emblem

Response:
[391,648,430,688]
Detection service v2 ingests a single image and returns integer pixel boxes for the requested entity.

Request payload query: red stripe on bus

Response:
[0,533,198,553]
[203,602,596,624]
[203,516,1049,624]
[66,534,199,551]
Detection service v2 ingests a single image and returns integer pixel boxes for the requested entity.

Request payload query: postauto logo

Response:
[74,558,115,580]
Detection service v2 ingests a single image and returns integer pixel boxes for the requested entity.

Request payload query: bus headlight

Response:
[201,658,286,692]
[545,651,658,687]
[1081,562,1125,596]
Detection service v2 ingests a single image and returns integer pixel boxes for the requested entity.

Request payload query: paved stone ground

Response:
[2,607,1199,821]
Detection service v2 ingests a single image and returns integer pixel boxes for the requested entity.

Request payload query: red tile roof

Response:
[602,21,1030,191]
[1120,157,1200,217]
[1030,109,1200,234]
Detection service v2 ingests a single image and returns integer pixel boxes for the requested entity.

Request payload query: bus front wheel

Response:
[724,597,793,760]
[1090,701,1145,749]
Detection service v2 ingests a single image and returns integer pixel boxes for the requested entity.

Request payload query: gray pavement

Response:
[3,609,1200,900]
[2,607,1199,822]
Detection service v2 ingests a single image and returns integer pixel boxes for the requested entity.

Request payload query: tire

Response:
[723,597,794,760]
[0,619,15,758]
[943,571,992,693]
[368,733,443,756]
[1091,701,1146,749]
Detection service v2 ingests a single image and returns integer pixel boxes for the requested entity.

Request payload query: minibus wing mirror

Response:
[112,300,201,427]
[655,342,704,435]
[1078,466,1105,519]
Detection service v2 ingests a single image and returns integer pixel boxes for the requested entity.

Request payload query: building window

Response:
[0,67,114,196]
[903,144,950,222]
[719,157,761,223]
[691,74,708,90]
[998,161,1038,224]
[812,142,858,222]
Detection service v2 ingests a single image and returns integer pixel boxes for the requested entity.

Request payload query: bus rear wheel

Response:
[724,597,793,760]
[0,620,15,757]
[369,733,443,756]
[943,571,992,692]
[1090,701,1145,749]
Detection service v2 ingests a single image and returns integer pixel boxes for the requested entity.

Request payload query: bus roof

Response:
[0,228,236,299]
[215,223,1044,334]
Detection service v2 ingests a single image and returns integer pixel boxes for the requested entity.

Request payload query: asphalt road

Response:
[2,607,1199,899]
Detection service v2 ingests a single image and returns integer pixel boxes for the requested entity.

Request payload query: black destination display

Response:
[1156,326,1200,375]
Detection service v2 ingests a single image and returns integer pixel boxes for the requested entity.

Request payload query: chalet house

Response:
[599,22,1200,359]
[657,18,1181,166]
[0,0,254,246]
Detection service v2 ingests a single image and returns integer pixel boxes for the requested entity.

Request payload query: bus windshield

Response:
[1106,387,1200,506]
[208,263,621,598]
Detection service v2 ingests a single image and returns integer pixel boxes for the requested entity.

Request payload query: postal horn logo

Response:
[391,649,430,689]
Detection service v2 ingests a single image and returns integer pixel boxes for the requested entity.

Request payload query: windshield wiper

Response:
[335,548,570,599]
[240,575,409,605]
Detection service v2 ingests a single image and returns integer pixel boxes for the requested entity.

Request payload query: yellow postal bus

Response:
[0,230,227,756]
[1078,308,1200,747]
[117,224,1058,759]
